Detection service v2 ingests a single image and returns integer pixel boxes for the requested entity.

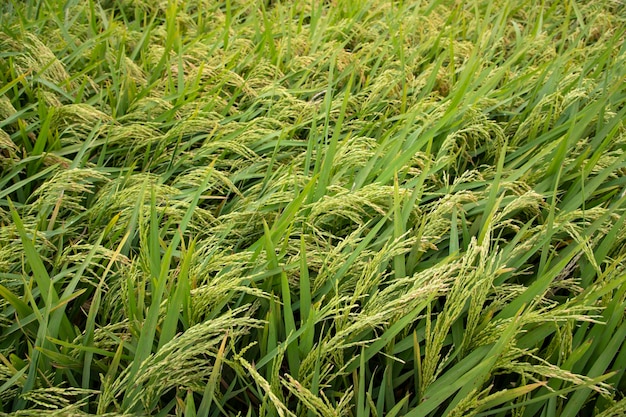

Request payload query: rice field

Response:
[0,0,625,416]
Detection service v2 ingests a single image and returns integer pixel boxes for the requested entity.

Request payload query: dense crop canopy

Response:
[0,0,625,416]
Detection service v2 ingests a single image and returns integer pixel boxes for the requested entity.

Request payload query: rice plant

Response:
[0,0,625,416]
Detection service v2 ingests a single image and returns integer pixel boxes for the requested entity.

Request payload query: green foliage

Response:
[0,0,625,415]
